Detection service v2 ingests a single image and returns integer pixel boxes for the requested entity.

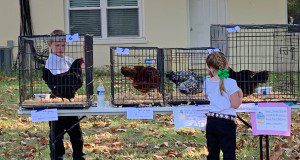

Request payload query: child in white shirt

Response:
[205,51,243,160]
[46,29,85,160]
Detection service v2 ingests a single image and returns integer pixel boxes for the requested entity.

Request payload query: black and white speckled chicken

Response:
[166,71,205,94]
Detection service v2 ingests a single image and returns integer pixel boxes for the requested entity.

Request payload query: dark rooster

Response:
[121,66,160,93]
[166,71,205,94]
[228,68,269,97]
[42,58,84,101]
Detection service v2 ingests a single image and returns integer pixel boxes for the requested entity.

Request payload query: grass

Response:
[0,75,299,159]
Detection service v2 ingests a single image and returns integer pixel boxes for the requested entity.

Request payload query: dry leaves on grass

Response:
[154,142,169,149]
[0,141,11,146]
[135,142,149,149]
[153,132,165,138]
[175,141,187,147]
[176,129,197,136]
[270,144,283,160]
[0,77,17,81]
[94,132,113,142]
[93,120,109,128]
[21,152,35,159]
[39,136,47,146]
[91,145,110,154]
[153,154,165,160]
[199,146,209,156]
[184,147,196,153]
[1,150,11,158]
[129,122,138,128]
[0,117,8,120]
[165,149,183,158]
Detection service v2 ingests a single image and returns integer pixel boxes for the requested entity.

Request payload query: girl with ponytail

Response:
[205,51,243,160]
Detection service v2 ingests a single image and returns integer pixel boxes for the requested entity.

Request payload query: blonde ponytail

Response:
[219,78,226,95]
[206,51,228,95]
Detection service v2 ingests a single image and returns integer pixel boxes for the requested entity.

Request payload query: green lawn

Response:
[0,75,299,160]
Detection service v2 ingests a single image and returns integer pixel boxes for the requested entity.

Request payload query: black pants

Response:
[49,116,85,160]
[206,116,237,160]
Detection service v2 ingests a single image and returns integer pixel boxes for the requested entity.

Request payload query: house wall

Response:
[0,0,289,67]
[227,0,287,24]
[0,0,188,67]
[0,0,19,47]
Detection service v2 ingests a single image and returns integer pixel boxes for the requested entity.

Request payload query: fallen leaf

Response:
[21,151,34,158]
[175,141,186,147]
[270,145,283,160]
[84,143,93,148]
[0,117,8,120]
[98,146,110,154]
[129,122,138,128]
[87,116,97,121]
[154,132,165,138]
[24,145,36,152]
[20,132,29,138]
[184,141,197,147]
[148,127,155,132]
[0,141,11,147]
[165,149,182,158]
[109,126,119,133]
[136,142,148,149]
[19,118,28,123]
[1,150,10,157]
[184,147,196,153]
[121,155,134,159]
[159,142,169,147]
[153,154,164,160]
[95,132,113,140]
[93,121,107,128]
[111,141,122,147]
[64,141,71,149]
[40,137,47,146]
[199,146,209,156]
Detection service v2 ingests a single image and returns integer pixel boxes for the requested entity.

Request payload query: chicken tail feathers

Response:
[42,68,53,84]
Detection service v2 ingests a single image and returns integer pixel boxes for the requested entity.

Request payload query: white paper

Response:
[116,47,130,55]
[207,48,220,54]
[226,26,241,33]
[126,108,154,119]
[255,107,288,131]
[173,106,208,130]
[66,33,79,42]
[236,103,259,113]
[31,109,58,122]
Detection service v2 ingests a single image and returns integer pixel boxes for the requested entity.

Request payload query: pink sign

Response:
[250,103,291,136]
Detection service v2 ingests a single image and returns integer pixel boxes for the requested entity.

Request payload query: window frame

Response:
[64,0,146,44]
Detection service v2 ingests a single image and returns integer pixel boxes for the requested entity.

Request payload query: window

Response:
[66,0,144,43]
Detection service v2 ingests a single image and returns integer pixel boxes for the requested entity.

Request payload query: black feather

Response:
[228,68,269,96]
[42,58,84,101]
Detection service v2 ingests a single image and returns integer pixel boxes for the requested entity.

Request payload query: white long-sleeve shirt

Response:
[45,53,74,75]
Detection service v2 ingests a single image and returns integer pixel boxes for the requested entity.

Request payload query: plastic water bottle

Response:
[97,84,106,107]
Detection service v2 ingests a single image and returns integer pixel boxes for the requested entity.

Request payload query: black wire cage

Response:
[211,24,300,102]
[18,34,94,109]
[110,47,216,107]
[110,47,164,107]
[163,48,213,105]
